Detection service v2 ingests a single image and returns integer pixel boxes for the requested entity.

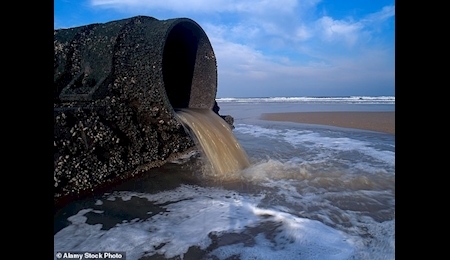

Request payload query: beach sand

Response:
[260,111,395,135]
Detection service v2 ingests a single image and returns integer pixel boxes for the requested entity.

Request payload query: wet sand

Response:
[260,111,395,135]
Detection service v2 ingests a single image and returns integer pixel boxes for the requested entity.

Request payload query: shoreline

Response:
[260,111,395,135]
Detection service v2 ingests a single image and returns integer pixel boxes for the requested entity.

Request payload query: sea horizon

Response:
[216,95,395,105]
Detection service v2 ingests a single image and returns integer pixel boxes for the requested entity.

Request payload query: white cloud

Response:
[364,5,395,23]
[316,16,363,46]
[230,24,261,41]
[295,25,312,41]
[233,0,299,15]
[90,0,320,46]
[90,0,219,12]
[208,35,268,77]
[85,1,394,96]
[90,0,299,14]
[210,28,393,97]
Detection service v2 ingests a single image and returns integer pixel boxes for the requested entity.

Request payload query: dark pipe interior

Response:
[163,22,199,109]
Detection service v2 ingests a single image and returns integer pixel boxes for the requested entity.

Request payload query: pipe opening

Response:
[162,21,217,110]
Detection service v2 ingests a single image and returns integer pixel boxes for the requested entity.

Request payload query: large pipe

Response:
[54,15,217,109]
[54,16,222,206]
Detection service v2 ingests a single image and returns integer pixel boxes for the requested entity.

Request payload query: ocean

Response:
[54,96,395,260]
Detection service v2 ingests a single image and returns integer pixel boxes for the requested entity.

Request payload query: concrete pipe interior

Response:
[162,21,217,110]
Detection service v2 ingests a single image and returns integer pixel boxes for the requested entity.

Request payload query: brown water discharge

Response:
[176,108,250,175]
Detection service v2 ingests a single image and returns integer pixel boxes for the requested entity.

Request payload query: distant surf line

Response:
[216,96,395,104]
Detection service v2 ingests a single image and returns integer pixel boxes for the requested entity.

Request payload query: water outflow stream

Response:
[176,108,250,175]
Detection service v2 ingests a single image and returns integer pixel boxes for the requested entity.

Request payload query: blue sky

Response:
[54,0,395,98]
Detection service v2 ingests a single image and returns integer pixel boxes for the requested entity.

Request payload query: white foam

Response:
[55,115,395,260]
[235,124,395,168]
[216,96,395,104]
[238,159,394,245]
[55,185,359,260]
[210,208,355,260]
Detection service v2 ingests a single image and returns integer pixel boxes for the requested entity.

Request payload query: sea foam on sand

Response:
[54,184,357,260]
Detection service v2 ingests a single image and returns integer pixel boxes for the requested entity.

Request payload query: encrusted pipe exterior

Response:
[54,16,221,206]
